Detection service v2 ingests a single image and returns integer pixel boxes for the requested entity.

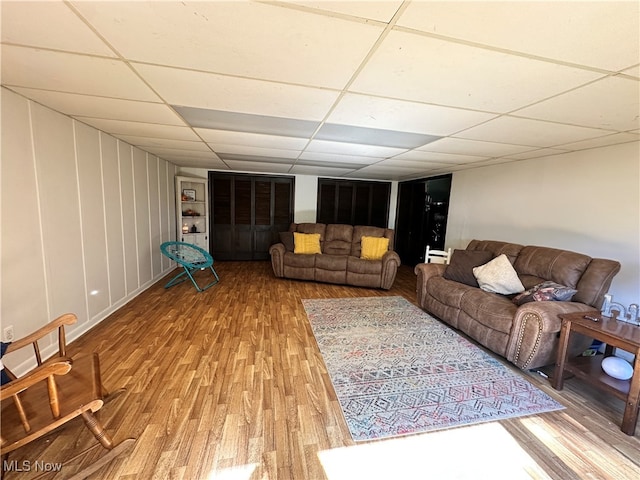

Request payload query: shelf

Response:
[564,355,630,401]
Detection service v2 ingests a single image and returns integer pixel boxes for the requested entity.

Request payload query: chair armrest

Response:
[0,360,72,400]
[507,301,595,369]
[269,243,286,277]
[380,251,401,289]
[5,313,77,355]
[414,263,447,308]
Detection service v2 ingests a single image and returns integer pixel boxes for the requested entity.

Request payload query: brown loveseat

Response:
[415,240,621,370]
[269,223,401,289]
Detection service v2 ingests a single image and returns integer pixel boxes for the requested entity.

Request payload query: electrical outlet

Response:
[3,325,14,342]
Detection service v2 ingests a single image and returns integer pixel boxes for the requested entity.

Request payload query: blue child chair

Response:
[160,241,220,292]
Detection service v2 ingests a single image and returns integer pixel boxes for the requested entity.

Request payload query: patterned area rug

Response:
[302,296,564,442]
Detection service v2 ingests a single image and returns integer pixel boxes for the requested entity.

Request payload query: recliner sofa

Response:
[415,240,621,370]
[269,223,400,289]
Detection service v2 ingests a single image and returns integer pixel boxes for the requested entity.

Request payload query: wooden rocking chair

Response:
[0,313,135,479]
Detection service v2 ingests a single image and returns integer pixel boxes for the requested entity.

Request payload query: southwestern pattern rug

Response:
[302,296,564,441]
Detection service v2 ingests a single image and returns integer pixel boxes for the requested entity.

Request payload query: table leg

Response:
[553,320,572,390]
[621,352,640,435]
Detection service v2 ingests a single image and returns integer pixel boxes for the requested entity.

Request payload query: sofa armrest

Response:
[269,243,286,277]
[414,263,447,308]
[507,301,595,370]
[380,251,401,290]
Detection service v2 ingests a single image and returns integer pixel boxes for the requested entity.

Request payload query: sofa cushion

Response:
[512,281,578,306]
[460,289,518,335]
[316,254,348,271]
[293,232,321,254]
[443,249,494,287]
[466,240,524,264]
[514,245,590,288]
[347,256,382,275]
[427,276,475,309]
[279,231,294,252]
[351,226,392,257]
[473,254,525,295]
[324,224,354,255]
[360,236,389,260]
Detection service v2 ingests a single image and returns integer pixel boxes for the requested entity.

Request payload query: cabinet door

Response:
[180,233,208,250]
[316,179,390,227]
[209,173,293,260]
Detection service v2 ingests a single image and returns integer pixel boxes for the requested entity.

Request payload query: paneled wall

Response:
[1,88,177,370]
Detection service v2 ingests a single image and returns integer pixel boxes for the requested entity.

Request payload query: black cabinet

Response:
[317,178,390,228]
[395,174,451,266]
[209,173,294,260]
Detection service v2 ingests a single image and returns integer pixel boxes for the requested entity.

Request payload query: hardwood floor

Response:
[3,261,639,479]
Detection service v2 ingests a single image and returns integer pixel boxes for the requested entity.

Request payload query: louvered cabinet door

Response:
[209,173,294,260]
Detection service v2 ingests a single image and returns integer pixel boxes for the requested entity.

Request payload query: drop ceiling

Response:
[2,1,638,181]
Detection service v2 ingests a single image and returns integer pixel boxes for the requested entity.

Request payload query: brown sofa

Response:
[415,240,621,370]
[269,223,401,289]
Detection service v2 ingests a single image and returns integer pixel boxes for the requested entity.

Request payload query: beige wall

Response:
[1,88,178,371]
[445,141,640,307]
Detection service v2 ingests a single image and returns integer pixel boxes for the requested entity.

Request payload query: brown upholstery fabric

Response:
[514,246,590,288]
[574,258,621,308]
[324,224,354,255]
[279,231,294,252]
[269,223,400,289]
[443,249,493,287]
[415,239,620,370]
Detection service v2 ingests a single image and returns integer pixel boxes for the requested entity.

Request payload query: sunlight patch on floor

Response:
[318,422,551,480]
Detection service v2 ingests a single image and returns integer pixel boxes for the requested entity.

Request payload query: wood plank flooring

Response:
[3,261,639,479]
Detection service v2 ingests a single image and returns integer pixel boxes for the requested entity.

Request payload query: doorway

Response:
[395,174,452,266]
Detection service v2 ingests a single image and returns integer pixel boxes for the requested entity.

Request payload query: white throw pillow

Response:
[473,254,525,295]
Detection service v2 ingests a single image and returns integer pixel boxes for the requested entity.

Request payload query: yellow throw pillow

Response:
[293,232,322,254]
[360,236,389,260]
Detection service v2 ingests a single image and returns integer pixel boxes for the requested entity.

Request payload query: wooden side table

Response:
[552,311,640,435]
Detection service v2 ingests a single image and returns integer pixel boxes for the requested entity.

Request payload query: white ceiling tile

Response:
[1,1,116,57]
[513,76,640,131]
[133,63,339,120]
[456,116,612,148]
[351,31,602,112]
[289,165,356,176]
[141,147,222,161]
[115,136,211,151]
[298,151,379,165]
[285,1,403,22]
[1,46,159,101]
[623,65,640,79]
[225,161,294,174]
[392,150,488,164]
[376,158,452,169]
[397,1,640,72]
[420,138,535,157]
[9,87,184,125]
[346,164,430,181]
[195,129,309,150]
[306,139,405,157]
[328,94,496,136]
[552,133,640,151]
[501,148,570,161]
[78,119,199,140]
[73,1,384,88]
[211,145,301,159]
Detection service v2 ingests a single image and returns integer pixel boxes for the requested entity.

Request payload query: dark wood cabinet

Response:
[395,174,451,266]
[209,173,294,260]
[317,178,390,228]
